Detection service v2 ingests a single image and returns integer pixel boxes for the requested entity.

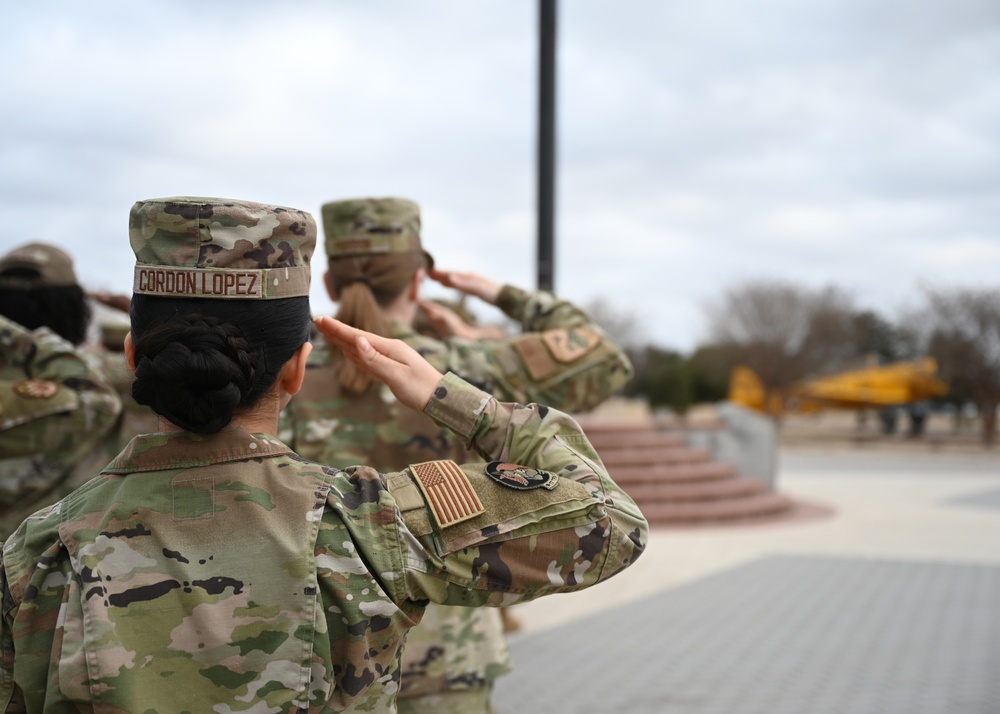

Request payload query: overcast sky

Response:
[2,0,998,351]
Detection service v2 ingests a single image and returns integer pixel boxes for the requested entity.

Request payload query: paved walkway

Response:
[492,447,1000,714]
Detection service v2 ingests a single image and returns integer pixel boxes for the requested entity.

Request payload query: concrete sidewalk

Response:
[492,447,1000,713]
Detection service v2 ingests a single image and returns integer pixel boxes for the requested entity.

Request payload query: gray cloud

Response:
[1,0,997,351]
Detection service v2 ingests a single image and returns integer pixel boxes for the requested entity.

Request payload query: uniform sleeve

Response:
[419,286,634,413]
[0,559,17,711]
[378,372,648,607]
[0,318,122,537]
[0,519,62,714]
[0,565,28,713]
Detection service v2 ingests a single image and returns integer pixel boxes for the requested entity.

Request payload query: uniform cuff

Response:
[495,285,529,319]
[423,372,491,444]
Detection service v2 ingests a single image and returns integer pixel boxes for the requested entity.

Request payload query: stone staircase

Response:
[578,420,797,527]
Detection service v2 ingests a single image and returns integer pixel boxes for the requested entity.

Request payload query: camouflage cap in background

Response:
[321,197,434,268]
[130,197,316,300]
[99,321,131,352]
[0,242,78,289]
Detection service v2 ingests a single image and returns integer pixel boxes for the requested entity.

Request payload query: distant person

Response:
[95,319,159,444]
[71,317,161,481]
[0,243,121,538]
[283,197,635,714]
[0,242,91,345]
[0,196,647,713]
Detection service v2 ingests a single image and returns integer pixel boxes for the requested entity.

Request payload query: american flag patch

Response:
[410,460,485,529]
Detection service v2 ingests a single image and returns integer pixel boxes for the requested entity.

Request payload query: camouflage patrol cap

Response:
[130,196,315,300]
[99,321,130,351]
[0,242,77,289]
[321,197,434,268]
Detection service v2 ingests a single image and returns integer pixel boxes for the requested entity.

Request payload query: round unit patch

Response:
[485,461,559,491]
[13,379,59,399]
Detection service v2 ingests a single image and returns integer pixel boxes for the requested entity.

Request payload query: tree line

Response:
[588,281,1000,445]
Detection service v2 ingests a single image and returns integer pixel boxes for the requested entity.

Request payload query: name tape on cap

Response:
[133,266,309,299]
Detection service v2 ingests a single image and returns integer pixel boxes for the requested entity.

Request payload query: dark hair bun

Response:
[132,315,258,434]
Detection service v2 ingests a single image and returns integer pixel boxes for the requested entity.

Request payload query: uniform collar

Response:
[103,425,295,474]
[387,319,414,339]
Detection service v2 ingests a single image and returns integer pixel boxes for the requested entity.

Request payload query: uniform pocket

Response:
[55,570,91,703]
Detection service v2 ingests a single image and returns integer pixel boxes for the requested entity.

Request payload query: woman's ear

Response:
[409,267,426,302]
[324,272,338,302]
[124,332,136,371]
[281,341,314,396]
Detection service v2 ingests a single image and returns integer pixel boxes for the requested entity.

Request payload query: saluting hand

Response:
[315,317,444,411]
[418,300,508,341]
[88,292,132,313]
[427,269,502,305]
[418,299,477,340]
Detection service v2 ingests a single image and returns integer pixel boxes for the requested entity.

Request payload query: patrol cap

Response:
[99,321,130,351]
[321,197,434,269]
[130,196,315,300]
[0,242,77,289]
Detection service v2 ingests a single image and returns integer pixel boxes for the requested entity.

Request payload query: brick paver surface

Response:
[493,555,1000,714]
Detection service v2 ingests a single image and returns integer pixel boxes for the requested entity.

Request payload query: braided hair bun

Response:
[132,315,258,434]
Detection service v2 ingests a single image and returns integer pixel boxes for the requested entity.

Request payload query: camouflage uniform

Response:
[0,197,648,714]
[283,197,635,713]
[0,242,122,539]
[0,315,121,540]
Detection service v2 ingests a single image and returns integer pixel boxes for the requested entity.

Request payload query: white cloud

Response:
[756,206,849,245]
[916,235,1000,269]
[0,0,997,353]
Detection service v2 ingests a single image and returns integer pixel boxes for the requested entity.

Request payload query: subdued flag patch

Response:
[542,326,601,363]
[410,459,486,529]
[13,379,59,399]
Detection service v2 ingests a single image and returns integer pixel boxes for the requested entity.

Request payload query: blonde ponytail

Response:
[328,253,427,394]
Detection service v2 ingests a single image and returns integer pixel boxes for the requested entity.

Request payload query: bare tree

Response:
[583,297,643,351]
[704,280,858,414]
[910,287,1000,445]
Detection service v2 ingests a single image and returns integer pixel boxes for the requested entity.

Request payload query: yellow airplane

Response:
[729,358,948,415]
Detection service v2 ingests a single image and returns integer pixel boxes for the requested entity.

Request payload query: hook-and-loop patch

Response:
[485,461,559,491]
[410,460,486,529]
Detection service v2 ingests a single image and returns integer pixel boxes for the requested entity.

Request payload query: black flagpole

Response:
[537,0,557,292]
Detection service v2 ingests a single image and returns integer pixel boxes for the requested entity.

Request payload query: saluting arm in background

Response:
[411,269,634,413]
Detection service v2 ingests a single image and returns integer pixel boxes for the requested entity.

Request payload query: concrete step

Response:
[623,477,768,504]
[580,416,799,528]
[583,429,687,450]
[606,461,739,485]
[641,491,797,526]
[597,445,713,466]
